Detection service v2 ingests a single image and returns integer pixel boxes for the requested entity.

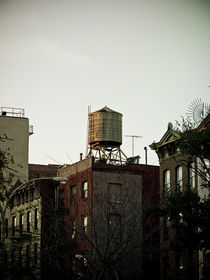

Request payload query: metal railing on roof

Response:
[0,107,25,117]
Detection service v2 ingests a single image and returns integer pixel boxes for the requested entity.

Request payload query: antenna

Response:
[44,154,61,165]
[125,135,142,157]
[65,152,73,164]
[188,99,209,125]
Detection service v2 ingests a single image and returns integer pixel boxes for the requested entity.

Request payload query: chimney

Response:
[80,153,83,161]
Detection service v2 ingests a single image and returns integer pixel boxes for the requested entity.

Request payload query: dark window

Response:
[4,250,7,265]
[27,212,31,232]
[71,186,76,204]
[0,221,1,239]
[12,216,16,236]
[21,192,24,204]
[26,245,30,267]
[17,194,20,206]
[59,189,65,207]
[204,252,210,280]
[82,215,88,236]
[163,256,170,280]
[5,219,8,237]
[34,243,38,265]
[163,216,170,240]
[19,214,23,234]
[176,254,183,280]
[30,188,34,201]
[34,209,38,230]
[25,190,29,203]
[81,181,88,199]
[11,249,15,265]
[18,247,22,266]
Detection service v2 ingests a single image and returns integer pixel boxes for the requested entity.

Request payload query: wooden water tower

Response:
[87,106,127,164]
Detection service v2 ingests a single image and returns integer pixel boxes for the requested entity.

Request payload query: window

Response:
[176,254,184,280]
[82,215,88,236]
[163,216,170,240]
[189,162,195,188]
[5,219,8,237]
[163,170,170,193]
[27,211,31,232]
[12,216,16,236]
[30,188,34,201]
[200,159,210,186]
[0,221,1,240]
[70,218,76,239]
[59,189,65,207]
[34,209,38,230]
[163,256,170,280]
[21,192,24,204]
[17,193,20,206]
[176,166,183,191]
[25,190,29,203]
[19,214,24,234]
[34,243,38,265]
[18,247,22,266]
[71,186,76,204]
[11,249,15,265]
[26,245,30,267]
[81,181,88,199]
[203,252,210,280]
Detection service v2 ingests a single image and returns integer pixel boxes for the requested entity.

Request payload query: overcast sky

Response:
[0,0,209,166]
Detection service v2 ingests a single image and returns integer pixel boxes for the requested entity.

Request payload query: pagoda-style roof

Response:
[150,123,181,151]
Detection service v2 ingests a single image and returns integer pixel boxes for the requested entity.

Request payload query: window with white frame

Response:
[82,215,88,236]
[200,159,210,186]
[189,162,195,188]
[70,218,76,239]
[163,170,170,193]
[176,166,183,191]
[81,181,88,199]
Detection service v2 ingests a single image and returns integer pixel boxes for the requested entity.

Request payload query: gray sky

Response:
[0,0,209,166]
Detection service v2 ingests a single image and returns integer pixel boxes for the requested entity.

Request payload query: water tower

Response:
[87,106,127,164]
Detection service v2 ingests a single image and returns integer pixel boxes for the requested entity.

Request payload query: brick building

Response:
[58,156,160,280]
[1,164,59,279]
[150,114,210,280]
